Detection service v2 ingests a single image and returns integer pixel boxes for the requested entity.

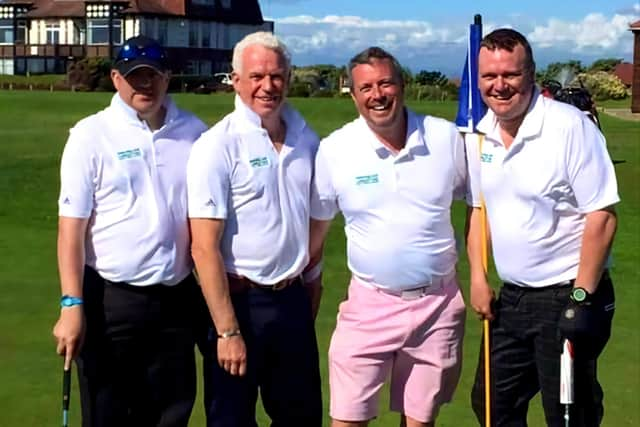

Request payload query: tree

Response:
[401,66,413,85]
[414,70,448,86]
[588,58,623,73]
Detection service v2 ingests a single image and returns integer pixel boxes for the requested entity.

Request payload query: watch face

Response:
[572,288,587,302]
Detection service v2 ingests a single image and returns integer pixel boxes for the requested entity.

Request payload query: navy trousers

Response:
[471,273,614,427]
[200,280,322,427]
[77,267,199,427]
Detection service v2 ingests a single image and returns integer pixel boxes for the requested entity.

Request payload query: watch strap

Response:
[217,329,242,339]
[60,295,84,308]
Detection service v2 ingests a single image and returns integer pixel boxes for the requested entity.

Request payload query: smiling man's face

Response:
[478,44,535,127]
[232,44,289,122]
[350,58,405,135]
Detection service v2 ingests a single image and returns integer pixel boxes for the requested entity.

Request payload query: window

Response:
[87,18,122,45]
[15,20,27,43]
[201,22,211,48]
[219,24,229,49]
[141,18,155,38]
[0,58,14,75]
[157,20,168,45]
[220,0,231,8]
[46,23,60,45]
[199,60,211,76]
[186,60,198,75]
[191,0,215,5]
[0,19,12,44]
[189,21,198,47]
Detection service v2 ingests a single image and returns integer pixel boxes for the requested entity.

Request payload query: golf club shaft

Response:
[63,366,71,427]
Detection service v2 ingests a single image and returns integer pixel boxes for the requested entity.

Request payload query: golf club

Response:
[62,362,71,427]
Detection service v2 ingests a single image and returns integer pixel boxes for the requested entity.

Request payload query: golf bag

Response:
[541,79,601,129]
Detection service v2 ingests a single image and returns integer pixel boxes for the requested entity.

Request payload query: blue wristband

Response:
[60,295,83,308]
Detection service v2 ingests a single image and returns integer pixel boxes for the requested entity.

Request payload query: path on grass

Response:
[601,108,640,122]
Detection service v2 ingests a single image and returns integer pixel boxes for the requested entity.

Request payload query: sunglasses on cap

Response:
[116,42,166,64]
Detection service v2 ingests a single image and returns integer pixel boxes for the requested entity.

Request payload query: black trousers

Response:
[77,267,199,427]
[200,281,323,427]
[471,273,614,427]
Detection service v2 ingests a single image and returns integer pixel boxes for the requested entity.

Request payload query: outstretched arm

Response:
[53,216,89,369]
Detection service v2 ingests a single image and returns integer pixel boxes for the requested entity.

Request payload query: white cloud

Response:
[271,10,640,75]
[528,12,638,53]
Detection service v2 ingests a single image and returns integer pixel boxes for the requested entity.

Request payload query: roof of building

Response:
[613,62,633,86]
[630,20,640,29]
[23,0,265,22]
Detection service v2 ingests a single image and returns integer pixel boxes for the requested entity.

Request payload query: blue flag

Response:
[455,15,486,133]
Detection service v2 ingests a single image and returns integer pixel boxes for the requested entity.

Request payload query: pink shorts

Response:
[328,274,466,423]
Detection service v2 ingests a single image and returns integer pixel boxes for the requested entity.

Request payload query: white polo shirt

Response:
[311,109,470,290]
[58,94,207,286]
[469,90,620,287]
[187,96,319,285]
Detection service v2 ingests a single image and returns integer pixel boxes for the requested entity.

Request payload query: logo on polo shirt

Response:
[117,148,142,160]
[355,174,379,185]
[480,153,493,163]
[205,199,216,207]
[249,156,270,168]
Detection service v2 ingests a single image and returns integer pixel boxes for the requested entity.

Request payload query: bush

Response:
[0,74,67,90]
[310,89,336,98]
[67,57,112,91]
[404,83,459,101]
[288,81,312,98]
[576,71,629,101]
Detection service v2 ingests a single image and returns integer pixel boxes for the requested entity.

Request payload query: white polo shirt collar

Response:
[477,88,544,153]
[359,108,424,161]
[232,95,306,144]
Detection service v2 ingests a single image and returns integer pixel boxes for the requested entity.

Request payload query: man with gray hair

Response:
[187,31,323,427]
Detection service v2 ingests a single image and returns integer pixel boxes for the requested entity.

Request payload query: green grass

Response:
[0,91,638,426]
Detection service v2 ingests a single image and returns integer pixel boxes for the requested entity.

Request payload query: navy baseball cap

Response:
[114,35,169,76]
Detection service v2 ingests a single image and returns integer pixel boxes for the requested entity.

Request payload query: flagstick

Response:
[481,198,491,427]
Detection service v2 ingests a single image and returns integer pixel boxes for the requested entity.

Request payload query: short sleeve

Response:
[450,128,468,202]
[565,117,620,213]
[310,142,339,220]
[58,128,96,218]
[464,133,483,207]
[187,133,231,219]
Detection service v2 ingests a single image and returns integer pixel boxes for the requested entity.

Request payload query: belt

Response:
[503,269,610,290]
[227,274,300,293]
[355,271,456,301]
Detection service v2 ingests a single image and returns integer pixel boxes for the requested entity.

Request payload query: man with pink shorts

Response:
[310,46,469,427]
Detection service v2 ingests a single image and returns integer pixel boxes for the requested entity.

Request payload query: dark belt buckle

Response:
[272,279,291,291]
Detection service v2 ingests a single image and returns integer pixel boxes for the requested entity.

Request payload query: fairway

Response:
[0,91,638,426]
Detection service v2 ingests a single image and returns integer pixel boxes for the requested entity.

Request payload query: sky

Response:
[257,0,640,76]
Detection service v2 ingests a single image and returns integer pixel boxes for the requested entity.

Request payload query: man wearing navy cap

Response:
[53,35,207,426]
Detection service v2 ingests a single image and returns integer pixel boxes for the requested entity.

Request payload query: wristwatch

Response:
[217,329,242,339]
[60,295,84,308]
[570,287,591,304]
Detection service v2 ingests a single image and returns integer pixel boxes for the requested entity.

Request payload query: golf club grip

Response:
[63,367,71,411]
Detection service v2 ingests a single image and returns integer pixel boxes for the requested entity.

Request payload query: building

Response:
[631,20,640,113]
[613,62,633,88]
[0,0,273,75]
